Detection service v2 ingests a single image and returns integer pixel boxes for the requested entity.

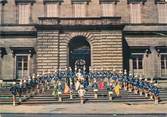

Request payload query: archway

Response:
[68,36,91,72]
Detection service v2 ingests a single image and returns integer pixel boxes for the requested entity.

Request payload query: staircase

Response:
[0,88,19,105]
[1,87,167,105]
[158,88,167,104]
[20,88,156,105]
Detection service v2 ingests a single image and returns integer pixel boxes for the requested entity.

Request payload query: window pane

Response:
[138,55,143,69]
[133,58,137,69]
[161,55,165,60]
[17,62,22,70]
[161,61,165,69]
[17,56,22,61]
[23,56,28,62]
[132,55,143,69]
[138,60,143,69]
[161,55,167,69]
[16,56,28,70]
[24,63,28,70]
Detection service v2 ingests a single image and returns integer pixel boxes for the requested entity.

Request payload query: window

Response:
[129,3,141,23]
[18,3,31,24]
[161,55,167,69]
[16,55,29,79]
[0,0,6,24]
[46,3,59,17]
[16,56,28,70]
[133,58,137,69]
[132,55,143,69]
[157,3,167,23]
[73,3,86,17]
[101,3,114,16]
[138,57,143,69]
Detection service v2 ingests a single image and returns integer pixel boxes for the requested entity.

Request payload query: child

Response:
[114,82,121,97]
[78,85,86,104]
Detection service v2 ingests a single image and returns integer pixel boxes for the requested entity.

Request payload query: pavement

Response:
[1,103,167,114]
[0,113,167,117]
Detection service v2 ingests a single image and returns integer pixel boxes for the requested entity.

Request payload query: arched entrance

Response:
[68,36,91,72]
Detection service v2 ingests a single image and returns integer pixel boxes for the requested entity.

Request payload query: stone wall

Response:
[98,31,123,71]
[1,49,14,80]
[3,0,17,24]
[36,30,123,74]
[36,31,59,74]
[0,25,36,80]
[2,0,159,24]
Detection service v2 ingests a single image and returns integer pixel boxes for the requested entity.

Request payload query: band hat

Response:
[24,80,26,83]
[124,69,127,74]
[19,81,22,85]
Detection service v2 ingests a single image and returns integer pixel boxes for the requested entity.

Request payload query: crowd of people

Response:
[9,67,160,104]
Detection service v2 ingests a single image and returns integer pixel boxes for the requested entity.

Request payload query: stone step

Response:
[1,87,167,105]
[22,99,152,105]
[21,89,155,105]
[28,96,150,101]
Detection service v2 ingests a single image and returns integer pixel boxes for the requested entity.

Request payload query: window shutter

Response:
[130,3,141,23]
[18,4,31,24]
[157,3,167,23]
[73,3,86,17]
[46,3,58,17]
[101,3,114,16]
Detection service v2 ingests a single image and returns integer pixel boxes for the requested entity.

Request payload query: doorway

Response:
[68,36,91,72]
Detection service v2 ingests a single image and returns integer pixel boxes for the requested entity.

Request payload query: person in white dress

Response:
[76,69,84,82]
[75,79,81,91]
[78,85,86,104]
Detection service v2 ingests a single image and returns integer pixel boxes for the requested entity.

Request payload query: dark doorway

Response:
[69,36,91,72]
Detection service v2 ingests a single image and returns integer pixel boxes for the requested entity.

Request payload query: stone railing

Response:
[38,17,121,26]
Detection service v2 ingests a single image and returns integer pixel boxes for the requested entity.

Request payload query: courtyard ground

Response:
[1,103,167,114]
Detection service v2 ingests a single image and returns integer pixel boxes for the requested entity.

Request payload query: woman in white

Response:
[78,85,86,98]
[76,69,84,81]
[78,85,86,104]
[75,79,80,91]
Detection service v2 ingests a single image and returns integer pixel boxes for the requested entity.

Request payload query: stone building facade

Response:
[0,0,167,80]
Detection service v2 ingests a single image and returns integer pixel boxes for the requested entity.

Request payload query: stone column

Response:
[0,3,2,24]
[28,54,31,77]
[148,47,160,78]
[2,48,15,80]
[129,58,133,74]
[156,52,161,78]
[143,51,149,78]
